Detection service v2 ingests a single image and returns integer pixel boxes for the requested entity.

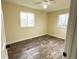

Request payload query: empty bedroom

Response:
[1,0,71,59]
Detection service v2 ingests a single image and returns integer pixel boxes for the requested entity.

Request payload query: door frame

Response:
[63,0,77,59]
[1,7,8,59]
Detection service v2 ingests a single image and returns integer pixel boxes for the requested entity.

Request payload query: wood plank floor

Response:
[7,35,65,59]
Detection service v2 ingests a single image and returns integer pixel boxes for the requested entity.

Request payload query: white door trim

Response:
[1,7,8,59]
[63,0,77,59]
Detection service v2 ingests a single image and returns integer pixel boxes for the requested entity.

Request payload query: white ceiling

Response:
[2,0,71,12]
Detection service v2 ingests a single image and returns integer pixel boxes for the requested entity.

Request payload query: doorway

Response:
[1,0,74,59]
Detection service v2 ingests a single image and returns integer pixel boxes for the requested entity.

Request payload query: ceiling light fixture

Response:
[43,4,48,9]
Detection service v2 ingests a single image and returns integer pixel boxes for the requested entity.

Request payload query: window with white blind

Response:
[20,12,35,27]
[58,13,69,28]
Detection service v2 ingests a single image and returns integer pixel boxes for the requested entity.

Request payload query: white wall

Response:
[2,2,69,44]
[47,9,69,39]
[2,2,47,44]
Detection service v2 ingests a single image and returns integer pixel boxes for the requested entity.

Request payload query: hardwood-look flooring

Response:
[7,35,65,59]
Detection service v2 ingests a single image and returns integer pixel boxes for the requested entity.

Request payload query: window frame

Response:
[20,12,35,28]
[58,13,69,28]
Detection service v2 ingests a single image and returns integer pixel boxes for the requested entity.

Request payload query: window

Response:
[58,13,69,27]
[20,12,35,27]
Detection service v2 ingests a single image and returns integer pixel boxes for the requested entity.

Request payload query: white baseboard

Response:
[7,33,47,45]
[47,34,65,40]
[7,33,65,45]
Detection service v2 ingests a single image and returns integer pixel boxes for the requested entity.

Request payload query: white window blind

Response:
[20,12,35,27]
[58,13,69,28]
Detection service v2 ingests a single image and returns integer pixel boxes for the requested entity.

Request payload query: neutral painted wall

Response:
[2,2,47,44]
[47,9,69,39]
[2,2,69,44]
